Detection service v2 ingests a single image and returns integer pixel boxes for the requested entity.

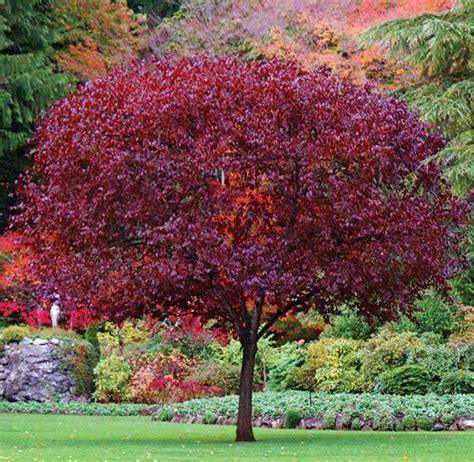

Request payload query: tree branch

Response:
[256,289,318,340]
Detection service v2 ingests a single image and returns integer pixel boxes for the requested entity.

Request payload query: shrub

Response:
[351,418,362,430]
[155,408,174,422]
[359,329,427,390]
[1,324,34,343]
[186,360,241,395]
[98,321,150,359]
[84,324,101,358]
[323,416,336,430]
[267,342,306,391]
[374,415,395,431]
[35,327,81,341]
[322,305,376,341]
[285,409,301,429]
[413,291,459,339]
[401,415,417,430]
[292,338,363,392]
[417,415,433,431]
[150,376,222,404]
[158,391,474,426]
[61,340,98,397]
[203,412,217,425]
[93,355,132,403]
[379,365,431,395]
[438,370,474,394]
[129,353,197,404]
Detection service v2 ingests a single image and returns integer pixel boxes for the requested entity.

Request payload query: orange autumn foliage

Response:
[53,0,147,81]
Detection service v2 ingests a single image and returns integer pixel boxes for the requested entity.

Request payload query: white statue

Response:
[50,294,61,328]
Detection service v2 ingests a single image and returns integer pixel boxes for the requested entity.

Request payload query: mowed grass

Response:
[0,414,473,462]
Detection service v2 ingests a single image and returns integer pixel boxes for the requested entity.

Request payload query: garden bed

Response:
[156,391,474,431]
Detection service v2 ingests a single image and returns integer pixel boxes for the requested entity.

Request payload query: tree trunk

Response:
[236,339,257,442]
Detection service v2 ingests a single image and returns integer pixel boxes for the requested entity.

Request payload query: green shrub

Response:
[154,408,174,422]
[323,416,336,429]
[413,290,458,339]
[35,327,81,341]
[323,305,376,340]
[401,415,417,430]
[203,412,217,425]
[84,324,101,358]
[416,415,433,431]
[63,341,98,397]
[157,391,474,429]
[267,342,306,391]
[93,355,132,402]
[379,365,431,395]
[292,338,363,392]
[0,339,4,356]
[374,415,395,431]
[442,414,455,425]
[438,370,474,394]
[394,420,404,431]
[359,329,428,391]
[1,325,34,343]
[285,409,301,429]
[0,401,147,416]
[351,418,362,430]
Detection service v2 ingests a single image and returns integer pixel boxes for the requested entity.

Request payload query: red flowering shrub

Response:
[149,376,223,404]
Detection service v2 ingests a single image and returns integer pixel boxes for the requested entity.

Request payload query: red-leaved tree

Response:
[16,57,468,441]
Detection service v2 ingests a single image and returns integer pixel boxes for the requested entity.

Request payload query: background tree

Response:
[359,0,473,310]
[53,0,146,82]
[16,57,468,441]
[0,0,69,231]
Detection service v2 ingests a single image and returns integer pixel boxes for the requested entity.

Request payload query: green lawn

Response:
[0,414,473,462]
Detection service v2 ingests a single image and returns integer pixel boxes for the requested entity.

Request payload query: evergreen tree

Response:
[359,0,473,305]
[359,0,473,196]
[0,0,69,230]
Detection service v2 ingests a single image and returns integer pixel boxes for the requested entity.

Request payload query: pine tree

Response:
[0,0,69,230]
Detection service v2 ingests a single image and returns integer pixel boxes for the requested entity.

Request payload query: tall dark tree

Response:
[0,0,69,230]
[16,57,468,441]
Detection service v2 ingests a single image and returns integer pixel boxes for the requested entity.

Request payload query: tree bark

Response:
[236,338,257,442]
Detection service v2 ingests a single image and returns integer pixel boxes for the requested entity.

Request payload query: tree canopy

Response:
[15,57,468,440]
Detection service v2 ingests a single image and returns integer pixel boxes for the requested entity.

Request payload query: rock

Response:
[432,423,445,431]
[272,416,285,429]
[459,419,474,431]
[361,424,373,431]
[171,414,182,424]
[304,418,324,430]
[448,422,459,431]
[225,417,236,425]
[139,405,161,416]
[1,337,91,403]
[216,416,226,425]
[252,416,262,427]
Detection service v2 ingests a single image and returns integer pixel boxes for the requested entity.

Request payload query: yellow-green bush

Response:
[292,338,363,392]
[359,329,427,391]
[97,321,150,359]
[93,355,132,402]
[1,325,35,343]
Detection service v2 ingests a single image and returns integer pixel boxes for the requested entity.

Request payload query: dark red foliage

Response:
[16,57,467,329]
[15,56,468,441]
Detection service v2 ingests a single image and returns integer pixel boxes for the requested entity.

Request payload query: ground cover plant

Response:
[1,414,473,462]
[14,56,468,441]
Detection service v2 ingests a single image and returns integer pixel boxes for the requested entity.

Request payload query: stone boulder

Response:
[0,337,87,403]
